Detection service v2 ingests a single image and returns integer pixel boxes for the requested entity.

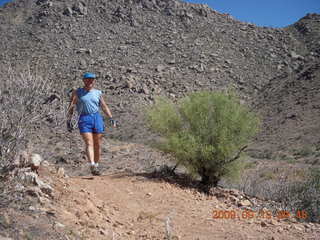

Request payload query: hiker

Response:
[67,72,116,175]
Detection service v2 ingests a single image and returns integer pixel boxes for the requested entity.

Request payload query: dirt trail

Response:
[46,170,319,240]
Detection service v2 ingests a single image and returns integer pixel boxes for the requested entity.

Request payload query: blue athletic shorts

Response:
[78,112,105,134]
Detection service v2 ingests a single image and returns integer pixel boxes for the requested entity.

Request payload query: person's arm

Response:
[67,90,78,121]
[100,95,113,119]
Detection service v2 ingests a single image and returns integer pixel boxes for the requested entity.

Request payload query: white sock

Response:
[90,162,95,166]
[95,163,99,167]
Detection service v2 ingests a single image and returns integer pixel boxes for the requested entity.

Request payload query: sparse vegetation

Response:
[275,168,320,222]
[259,171,276,180]
[0,66,54,168]
[230,165,320,222]
[247,149,273,159]
[243,160,257,169]
[146,90,260,186]
[293,145,316,158]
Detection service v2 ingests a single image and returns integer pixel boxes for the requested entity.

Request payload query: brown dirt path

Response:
[48,172,319,240]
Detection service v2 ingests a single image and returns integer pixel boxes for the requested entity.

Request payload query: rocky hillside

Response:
[254,13,320,150]
[0,0,319,150]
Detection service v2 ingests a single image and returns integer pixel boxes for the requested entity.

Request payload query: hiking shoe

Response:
[91,165,101,176]
[90,165,96,174]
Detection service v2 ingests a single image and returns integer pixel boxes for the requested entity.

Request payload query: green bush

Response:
[146,91,260,186]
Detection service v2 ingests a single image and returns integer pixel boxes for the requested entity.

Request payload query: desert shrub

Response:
[224,161,320,222]
[146,90,260,186]
[237,167,320,222]
[259,171,276,180]
[0,66,53,167]
[296,168,320,221]
[293,145,315,158]
[274,168,320,222]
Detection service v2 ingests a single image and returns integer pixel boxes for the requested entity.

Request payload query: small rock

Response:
[36,0,48,5]
[55,156,68,164]
[229,196,238,202]
[41,160,50,167]
[260,221,268,227]
[63,7,73,16]
[72,2,87,15]
[293,225,304,231]
[288,217,298,223]
[100,229,108,235]
[169,93,176,99]
[30,153,42,172]
[46,210,56,216]
[55,222,65,228]
[277,227,284,233]
[127,230,136,235]
[303,223,311,229]
[29,206,36,211]
[229,189,241,196]
[290,51,304,61]
[268,219,279,226]
[283,225,291,231]
[26,186,42,197]
[44,93,60,104]
[156,65,165,72]
[76,48,90,54]
[141,84,149,94]
[125,80,134,89]
[286,113,296,119]
[14,183,25,192]
[238,199,251,207]
[277,64,284,71]
[167,59,176,64]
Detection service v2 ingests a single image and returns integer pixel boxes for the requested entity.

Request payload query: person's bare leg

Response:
[93,133,103,164]
[81,133,94,165]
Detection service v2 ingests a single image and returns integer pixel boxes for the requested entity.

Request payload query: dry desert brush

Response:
[274,168,320,222]
[0,66,53,168]
[146,91,260,186]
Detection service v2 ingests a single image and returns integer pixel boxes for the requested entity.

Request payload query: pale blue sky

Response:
[185,0,319,28]
[0,0,10,7]
[1,0,319,28]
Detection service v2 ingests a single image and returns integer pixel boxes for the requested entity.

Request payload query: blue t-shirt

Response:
[76,88,102,115]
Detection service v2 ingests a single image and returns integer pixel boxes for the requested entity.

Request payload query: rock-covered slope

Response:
[0,0,319,149]
[254,14,320,150]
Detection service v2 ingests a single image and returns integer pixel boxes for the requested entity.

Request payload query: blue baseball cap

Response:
[83,72,96,79]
